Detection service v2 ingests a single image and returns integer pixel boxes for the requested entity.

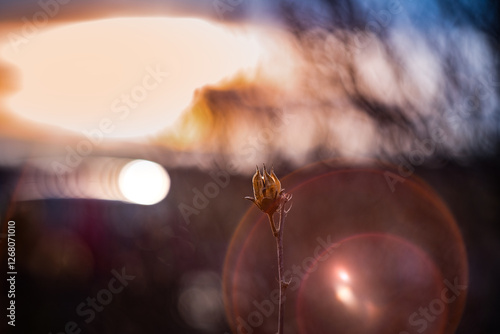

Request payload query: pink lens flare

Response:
[223,161,467,334]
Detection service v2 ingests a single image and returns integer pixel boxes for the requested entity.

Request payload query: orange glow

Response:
[1,17,261,138]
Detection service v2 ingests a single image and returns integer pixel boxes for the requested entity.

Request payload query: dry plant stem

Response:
[268,213,278,238]
[270,196,291,334]
[248,166,289,334]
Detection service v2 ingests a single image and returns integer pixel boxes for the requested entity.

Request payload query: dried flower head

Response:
[245,164,283,215]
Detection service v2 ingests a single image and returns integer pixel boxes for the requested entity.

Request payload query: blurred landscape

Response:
[0,0,499,333]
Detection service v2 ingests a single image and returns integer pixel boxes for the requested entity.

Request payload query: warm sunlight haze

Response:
[1,17,262,138]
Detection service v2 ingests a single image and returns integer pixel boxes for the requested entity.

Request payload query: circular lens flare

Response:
[223,162,468,334]
[297,233,444,334]
[118,159,170,205]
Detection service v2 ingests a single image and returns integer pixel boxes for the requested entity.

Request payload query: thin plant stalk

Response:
[268,195,291,334]
[245,165,291,334]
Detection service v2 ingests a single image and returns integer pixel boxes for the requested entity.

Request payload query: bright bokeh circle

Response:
[118,159,170,205]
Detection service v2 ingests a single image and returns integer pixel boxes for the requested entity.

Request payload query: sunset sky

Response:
[0,0,497,173]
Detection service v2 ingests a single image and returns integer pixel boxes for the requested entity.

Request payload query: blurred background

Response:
[0,0,498,333]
